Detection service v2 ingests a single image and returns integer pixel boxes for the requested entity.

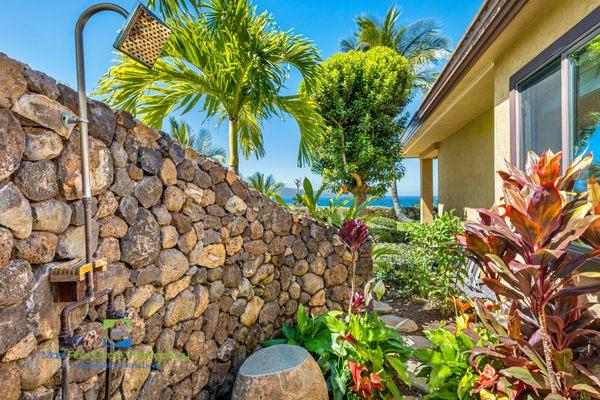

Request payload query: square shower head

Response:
[114,2,171,68]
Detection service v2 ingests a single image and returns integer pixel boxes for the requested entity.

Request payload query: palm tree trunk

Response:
[390,178,404,220]
[228,118,239,175]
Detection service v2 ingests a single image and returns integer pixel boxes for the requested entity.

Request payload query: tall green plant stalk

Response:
[349,252,357,315]
[228,118,239,173]
[539,310,558,393]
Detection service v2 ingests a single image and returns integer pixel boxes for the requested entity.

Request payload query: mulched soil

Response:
[382,294,450,334]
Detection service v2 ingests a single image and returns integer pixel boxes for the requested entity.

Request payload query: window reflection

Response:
[518,61,562,164]
[571,34,600,191]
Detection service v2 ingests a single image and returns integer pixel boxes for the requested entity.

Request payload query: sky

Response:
[0,0,481,196]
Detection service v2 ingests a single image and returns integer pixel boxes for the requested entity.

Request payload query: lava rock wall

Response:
[0,52,372,400]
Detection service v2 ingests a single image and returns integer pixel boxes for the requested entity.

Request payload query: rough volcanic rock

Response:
[11,93,74,138]
[0,108,25,180]
[56,221,99,259]
[157,248,189,286]
[57,133,114,200]
[164,290,196,327]
[0,52,27,108]
[138,147,163,175]
[23,128,62,161]
[121,208,160,268]
[134,175,163,208]
[23,69,59,99]
[87,99,116,145]
[271,206,292,235]
[190,243,226,269]
[0,227,13,269]
[99,215,128,238]
[14,231,57,264]
[0,182,32,239]
[14,160,58,201]
[0,259,33,306]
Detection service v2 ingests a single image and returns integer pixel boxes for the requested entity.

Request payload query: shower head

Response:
[113,2,171,68]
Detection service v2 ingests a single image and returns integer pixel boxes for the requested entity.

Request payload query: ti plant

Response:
[457,150,600,399]
[339,219,369,313]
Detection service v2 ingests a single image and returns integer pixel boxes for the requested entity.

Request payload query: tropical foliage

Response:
[340,4,450,92]
[97,0,323,172]
[308,47,411,204]
[266,285,411,400]
[340,4,450,218]
[168,117,226,163]
[414,312,491,400]
[246,172,284,197]
[408,212,467,308]
[458,150,600,399]
[372,212,466,311]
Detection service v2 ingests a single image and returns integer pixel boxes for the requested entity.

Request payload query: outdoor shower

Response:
[58,3,170,400]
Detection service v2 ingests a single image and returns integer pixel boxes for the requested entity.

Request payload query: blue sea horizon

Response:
[280,195,426,207]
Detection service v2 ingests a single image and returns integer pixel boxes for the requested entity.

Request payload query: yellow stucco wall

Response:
[429,0,598,217]
[438,110,495,217]
[492,0,599,199]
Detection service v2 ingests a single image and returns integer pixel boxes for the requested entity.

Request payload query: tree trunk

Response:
[228,118,239,175]
[390,178,404,220]
[351,173,368,209]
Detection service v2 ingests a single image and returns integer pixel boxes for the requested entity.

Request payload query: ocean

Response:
[279,195,422,207]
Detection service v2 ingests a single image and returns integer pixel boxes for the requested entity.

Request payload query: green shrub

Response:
[405,212,466,309]
[368,216,398,229]
[373,213,467,312]
[413,314,490,399]
[367,217,414,243]
[372,243,419,296]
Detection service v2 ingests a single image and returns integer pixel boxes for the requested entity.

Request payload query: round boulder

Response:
[232,344,327,400]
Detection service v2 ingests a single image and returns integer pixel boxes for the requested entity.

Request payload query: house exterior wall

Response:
[492,0,598,199]
[438,109,495,218]
[431,0,598,218]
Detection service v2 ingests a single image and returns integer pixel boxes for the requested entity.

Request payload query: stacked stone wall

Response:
[0,52,371,400]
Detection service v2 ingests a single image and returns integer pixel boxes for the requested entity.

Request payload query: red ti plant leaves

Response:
[457,150,600,398]
[527,183,562,245]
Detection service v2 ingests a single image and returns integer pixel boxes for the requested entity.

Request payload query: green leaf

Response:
[261,338,287,347]
[322,315,346,333]
[388,356,410,385]
[387,380,403,399]
[429,365,453,390]
[572,383,600,395]
[501,367,546,389]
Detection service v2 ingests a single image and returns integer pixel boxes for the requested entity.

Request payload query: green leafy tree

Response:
[247,172,284,196]
[168,117,226,164]
[341,4,450,217]
[96,0,323,174]
[309,47,411,204]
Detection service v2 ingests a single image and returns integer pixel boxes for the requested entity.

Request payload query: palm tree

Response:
[168,117,226,164]
[247,172,284,196]
[97,0,323,174]
[340,4,450,219]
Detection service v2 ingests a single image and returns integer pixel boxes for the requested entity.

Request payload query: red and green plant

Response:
[458,150,600,399]
[339,218,370,313]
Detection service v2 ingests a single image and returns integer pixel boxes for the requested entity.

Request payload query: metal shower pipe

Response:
[60,5,128,400]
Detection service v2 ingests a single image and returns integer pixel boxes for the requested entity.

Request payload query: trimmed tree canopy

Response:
[309,47,412,202]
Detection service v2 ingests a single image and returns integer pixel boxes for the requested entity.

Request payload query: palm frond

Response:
[247,171,284,195]
[146,0,201,19]
[340,4,450,94]
[97,0,322,170]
